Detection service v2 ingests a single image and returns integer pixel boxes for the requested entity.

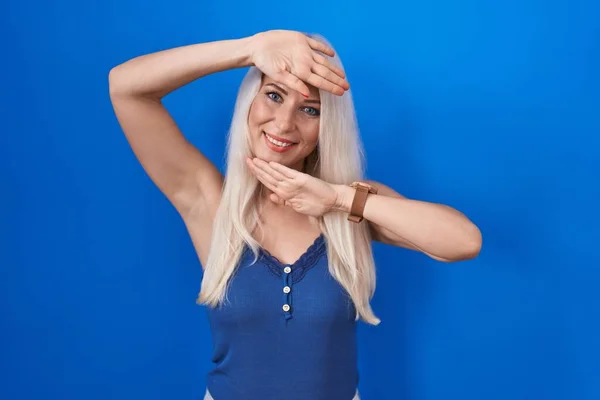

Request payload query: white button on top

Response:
[283,286,291,293]
[282,304,290,312]
[283,266,292,274]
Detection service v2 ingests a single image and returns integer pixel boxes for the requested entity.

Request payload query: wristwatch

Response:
[347,181,378,223]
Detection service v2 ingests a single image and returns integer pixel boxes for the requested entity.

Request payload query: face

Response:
[247,76,321,171]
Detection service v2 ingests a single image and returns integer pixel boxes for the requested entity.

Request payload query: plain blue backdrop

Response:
[2,0,599,399]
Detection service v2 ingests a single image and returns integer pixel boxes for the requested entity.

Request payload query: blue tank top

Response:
[204,233,359,399]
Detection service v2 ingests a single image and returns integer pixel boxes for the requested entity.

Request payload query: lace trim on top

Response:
[259,233,326,284]
[240,233,327,323]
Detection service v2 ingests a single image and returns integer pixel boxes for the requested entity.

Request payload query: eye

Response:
[301,107,320,117]
[266,91,282,102]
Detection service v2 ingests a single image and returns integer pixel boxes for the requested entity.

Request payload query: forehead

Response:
[261,75,320,98]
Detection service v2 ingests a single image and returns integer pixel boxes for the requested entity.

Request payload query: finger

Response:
[248,158,279,188]
[311,63,350,91]
[253,159,288,182]
[274,70,311,97]
[253,167,279,191]
[305,73,346,96]
[268,161,299,180]
[313,52,346,80]
[306,37,335,57]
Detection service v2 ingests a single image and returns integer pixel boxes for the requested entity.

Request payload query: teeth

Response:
[265,133,295,147]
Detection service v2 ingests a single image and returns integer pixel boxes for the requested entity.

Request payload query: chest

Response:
[251,215,322,266]
[207,244,357,329]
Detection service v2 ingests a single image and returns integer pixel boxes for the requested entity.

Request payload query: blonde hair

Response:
[196,34,380,325]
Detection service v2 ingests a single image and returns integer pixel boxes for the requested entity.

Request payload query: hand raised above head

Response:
[248,30,350,97]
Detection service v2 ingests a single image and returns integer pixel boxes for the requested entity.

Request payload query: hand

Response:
[248,30,350,96]
[246,157,344,217]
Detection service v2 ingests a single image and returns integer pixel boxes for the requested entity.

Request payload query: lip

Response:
[263,132,297,153]
[264,131,297,144]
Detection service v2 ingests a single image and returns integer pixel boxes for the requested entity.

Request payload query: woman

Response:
[109,29,482,400]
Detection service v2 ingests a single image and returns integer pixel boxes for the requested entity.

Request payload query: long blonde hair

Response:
[196,34,380,325]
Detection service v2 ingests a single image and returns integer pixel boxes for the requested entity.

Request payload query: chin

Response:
[258,152,293,165]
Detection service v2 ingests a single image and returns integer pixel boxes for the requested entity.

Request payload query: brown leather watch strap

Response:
[348,182,377,223]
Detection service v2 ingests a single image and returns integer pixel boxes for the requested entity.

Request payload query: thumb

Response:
[270,193,289,207]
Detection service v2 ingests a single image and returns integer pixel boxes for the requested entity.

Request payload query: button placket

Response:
[282,266,293,321]
[256,234,326,324]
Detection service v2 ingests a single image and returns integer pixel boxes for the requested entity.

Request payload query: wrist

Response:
[242,32,266,68]
[236,36,257,68]
[332,184,355,213]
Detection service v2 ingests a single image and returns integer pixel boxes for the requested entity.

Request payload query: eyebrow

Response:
[265,83,321,104]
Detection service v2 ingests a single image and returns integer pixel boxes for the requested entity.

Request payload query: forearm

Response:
[334,185,482,260]
[108,36,254,99]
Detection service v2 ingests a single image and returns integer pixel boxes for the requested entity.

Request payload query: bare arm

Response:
[108,31,348,266]
[108,38,255,218]
[333,181,482,262]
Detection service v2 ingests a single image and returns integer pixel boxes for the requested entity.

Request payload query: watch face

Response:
[351,181,378,194]
[351,181,367,188]
[352,182,371,190]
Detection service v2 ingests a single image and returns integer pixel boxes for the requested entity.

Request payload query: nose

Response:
[273,105,295,133]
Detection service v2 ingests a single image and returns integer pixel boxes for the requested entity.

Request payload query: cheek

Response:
[302,122,320,144]
[248,99,270,127]
[247,102,258,127]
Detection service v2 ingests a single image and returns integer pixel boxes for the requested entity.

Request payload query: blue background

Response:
[2,0,598,399]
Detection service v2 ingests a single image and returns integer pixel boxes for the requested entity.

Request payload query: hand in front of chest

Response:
[246,157,343,217]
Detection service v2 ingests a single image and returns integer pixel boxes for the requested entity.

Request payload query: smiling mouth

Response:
[263,132,298,147]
